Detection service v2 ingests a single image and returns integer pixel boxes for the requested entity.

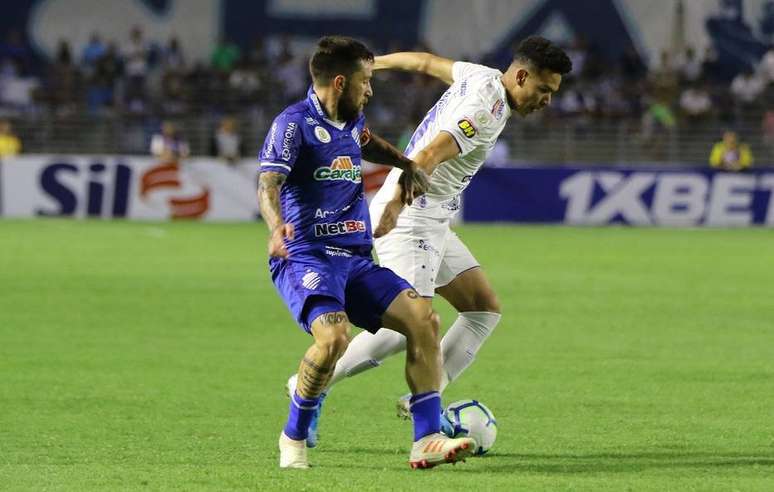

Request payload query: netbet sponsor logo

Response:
[314,220,366,237]
[314,156,362,183]
[280,122,297,161]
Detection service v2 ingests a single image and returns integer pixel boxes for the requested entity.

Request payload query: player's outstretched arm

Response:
[373,131,461,238]
[258,171,294,258]
[374,52,455,85]
[362,131,429,205]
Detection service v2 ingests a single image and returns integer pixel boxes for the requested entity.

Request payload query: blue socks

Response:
[283,392,321,441]
[410,391,441,441]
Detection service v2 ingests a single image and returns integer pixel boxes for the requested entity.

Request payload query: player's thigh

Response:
[380,287,438,340]
[270,252,347,333]
[374,218,448,298]
[435,233,500,313]
[343,256,415,333]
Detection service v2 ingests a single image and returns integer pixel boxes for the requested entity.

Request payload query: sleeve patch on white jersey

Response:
[457,118,477,138]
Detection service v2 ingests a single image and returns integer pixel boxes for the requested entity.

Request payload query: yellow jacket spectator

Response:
[709,131,752,171]
[0,120,21,157]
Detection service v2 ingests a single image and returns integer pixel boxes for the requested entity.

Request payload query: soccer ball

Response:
[444,399,497,455]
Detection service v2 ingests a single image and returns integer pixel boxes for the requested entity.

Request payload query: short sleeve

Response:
[259,112,303,175]
[438,99,498,157]
[452,61,497,83]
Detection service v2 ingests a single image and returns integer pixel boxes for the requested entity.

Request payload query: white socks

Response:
[438,311,501,392]
[327,328,407,387]
[327,311,501,392]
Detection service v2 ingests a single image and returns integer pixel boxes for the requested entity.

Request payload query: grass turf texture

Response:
[1,219,773,491]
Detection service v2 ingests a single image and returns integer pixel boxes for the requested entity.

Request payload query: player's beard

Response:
[338,83,362,122]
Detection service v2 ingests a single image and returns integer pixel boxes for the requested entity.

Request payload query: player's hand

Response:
[268,223,295,258]
[374,198,402,238]
[399,164,429,206]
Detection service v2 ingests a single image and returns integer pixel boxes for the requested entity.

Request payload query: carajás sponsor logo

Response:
[313,156,362,183]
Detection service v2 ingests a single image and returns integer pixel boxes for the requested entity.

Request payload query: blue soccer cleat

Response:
[286,374,326,448]
[440,412,455,437]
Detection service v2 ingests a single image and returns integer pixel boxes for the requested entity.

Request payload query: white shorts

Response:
[373,210,479,297]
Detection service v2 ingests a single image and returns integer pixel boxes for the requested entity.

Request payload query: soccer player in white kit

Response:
[287,36,572,443]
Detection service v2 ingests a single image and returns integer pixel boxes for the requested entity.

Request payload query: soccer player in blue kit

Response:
[258,36,475,469]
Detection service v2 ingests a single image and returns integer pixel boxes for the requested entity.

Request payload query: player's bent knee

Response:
[470,287,501,314]
[482,293,502,314]
[311,312,351,359]
[405,307,440,347]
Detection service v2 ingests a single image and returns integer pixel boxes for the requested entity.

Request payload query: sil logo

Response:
[140,163,210,219]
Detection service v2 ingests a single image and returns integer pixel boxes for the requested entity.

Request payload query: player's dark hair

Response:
[513,36,572,75]
[309,36,374,84]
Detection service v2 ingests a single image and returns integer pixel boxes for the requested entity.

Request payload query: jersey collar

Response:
[306,86,350,130]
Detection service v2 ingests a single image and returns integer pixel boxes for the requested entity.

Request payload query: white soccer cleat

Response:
[278,432,309,469]
[408,433,476,469]
[396,393,411,419]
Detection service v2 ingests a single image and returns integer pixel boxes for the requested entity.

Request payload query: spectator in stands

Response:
[87,43,122,111]
[0,30,32,76]
[123,26,149,112]
[210,116,242,164]
[81,33,106,77]
[161,37,187,114]
[709,130,753,171]
[211,36,240,74]
[730,67,765,112]
[48,40,79,115]
[761,110,774,156]
[162,37,186,73]
[0,119,21,157]
[758,43,774,84]
[150,121,189,163]
[679,82,713,124]
[0,58,39,111]
[649,50,680,105]
[677,46,703,84]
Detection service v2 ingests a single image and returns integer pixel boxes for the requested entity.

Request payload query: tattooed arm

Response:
[362,131,429,207]
[258,171,294,258]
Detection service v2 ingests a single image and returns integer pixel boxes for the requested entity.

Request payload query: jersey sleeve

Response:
[451,61,497,83]
[438,97,499,157]
[259,111,303,175]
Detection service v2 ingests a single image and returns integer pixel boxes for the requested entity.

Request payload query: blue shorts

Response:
[269,247,413,333]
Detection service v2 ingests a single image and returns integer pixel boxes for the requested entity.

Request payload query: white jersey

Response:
[371,61,511,220]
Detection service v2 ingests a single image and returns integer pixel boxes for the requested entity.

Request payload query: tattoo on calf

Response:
[298,357,333,396]
[407,290,419,299]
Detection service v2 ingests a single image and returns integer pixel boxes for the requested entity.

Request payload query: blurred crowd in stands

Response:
[1,26,773,166]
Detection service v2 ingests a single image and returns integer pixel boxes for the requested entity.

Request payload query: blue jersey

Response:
[260,86,373,255]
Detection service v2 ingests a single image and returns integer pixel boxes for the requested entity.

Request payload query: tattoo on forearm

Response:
[258,171,286,230]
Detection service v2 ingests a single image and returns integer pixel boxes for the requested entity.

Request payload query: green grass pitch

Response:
[1,220,773,490]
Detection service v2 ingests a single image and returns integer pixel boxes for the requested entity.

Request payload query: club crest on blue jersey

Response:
[314,126,331,143]
[313,156,362,183]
